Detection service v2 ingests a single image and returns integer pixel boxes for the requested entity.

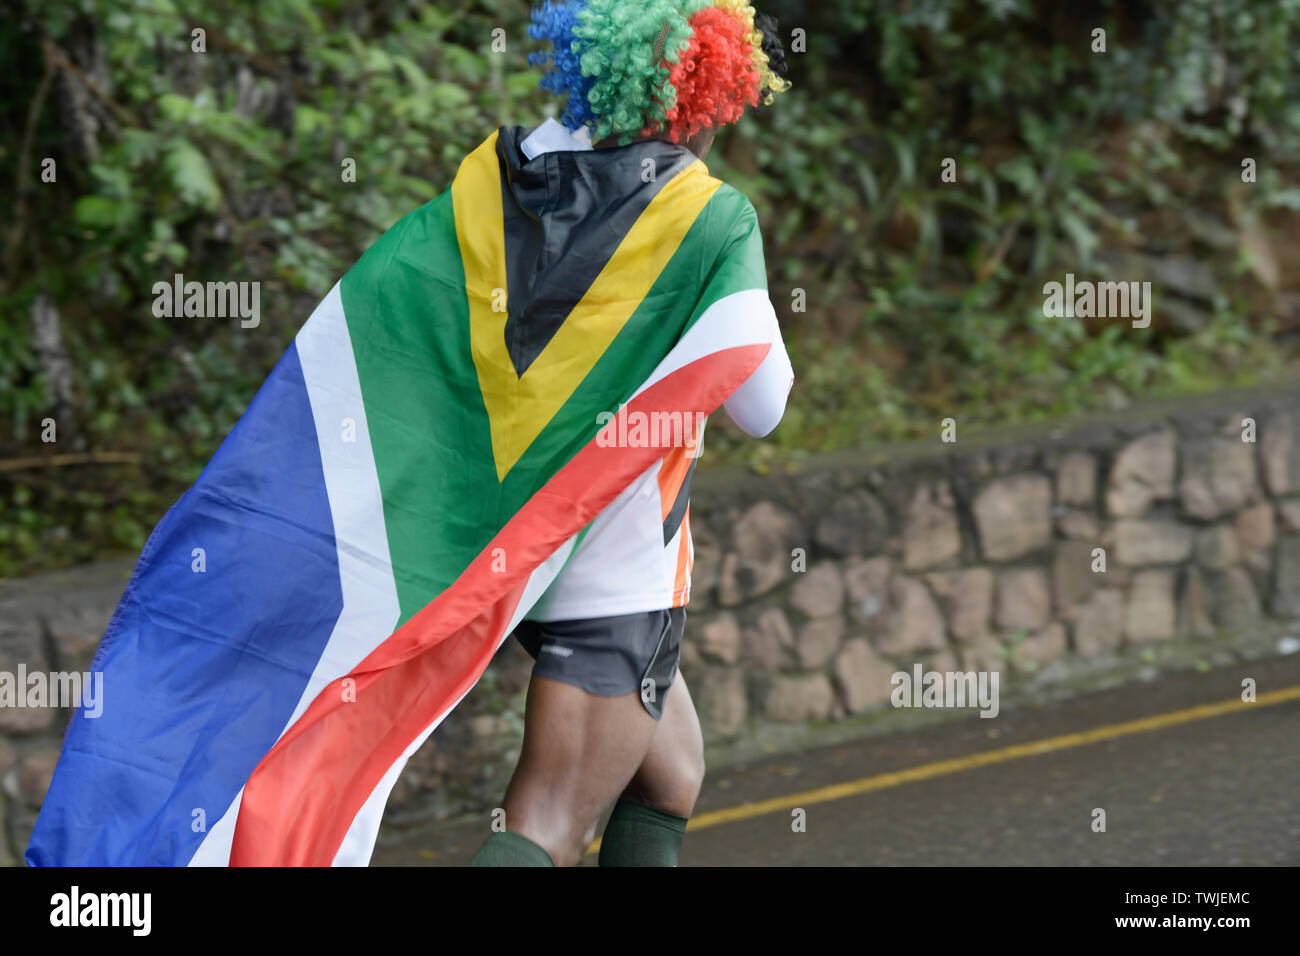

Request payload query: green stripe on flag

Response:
[339,180,765,624]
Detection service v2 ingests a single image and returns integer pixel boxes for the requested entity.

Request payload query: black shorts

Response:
[513,607,685,719]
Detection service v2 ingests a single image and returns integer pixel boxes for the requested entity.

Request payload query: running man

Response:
[470,0,794,867]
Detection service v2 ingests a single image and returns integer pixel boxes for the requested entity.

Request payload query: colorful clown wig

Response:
[529,0,791,145]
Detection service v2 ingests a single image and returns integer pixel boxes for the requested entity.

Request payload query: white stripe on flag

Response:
[630,288,776,400]
[329,533,580,865]
[191,282,401,865]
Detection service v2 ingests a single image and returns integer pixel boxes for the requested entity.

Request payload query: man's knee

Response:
[645,745,705,818]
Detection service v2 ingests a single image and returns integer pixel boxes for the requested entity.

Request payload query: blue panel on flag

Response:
[27,343,344,865]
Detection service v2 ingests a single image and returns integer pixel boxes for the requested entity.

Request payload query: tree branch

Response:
[0,451,141,473]
[41,37,142,129]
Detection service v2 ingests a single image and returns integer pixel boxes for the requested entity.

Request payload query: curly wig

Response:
[658,6,759,142]
[712,0,792,106]
[529,0,791,145]
[527,2,596,130]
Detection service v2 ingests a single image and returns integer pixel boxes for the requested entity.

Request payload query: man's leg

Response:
[476,674,659,867]
[599,675,704,866]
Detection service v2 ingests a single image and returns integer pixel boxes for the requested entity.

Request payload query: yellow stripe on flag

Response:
[452,134,721,481]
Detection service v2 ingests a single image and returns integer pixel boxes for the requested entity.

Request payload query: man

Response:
[471,0,794,867]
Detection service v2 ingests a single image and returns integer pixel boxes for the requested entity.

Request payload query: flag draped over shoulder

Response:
[27,126,780,866]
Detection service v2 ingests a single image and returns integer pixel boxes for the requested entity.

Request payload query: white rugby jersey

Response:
[519,119,794,622]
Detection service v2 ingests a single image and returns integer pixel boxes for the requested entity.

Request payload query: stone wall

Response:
[4,385,1300,862]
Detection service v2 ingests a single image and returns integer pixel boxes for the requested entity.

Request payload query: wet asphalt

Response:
[371,653,1300,866]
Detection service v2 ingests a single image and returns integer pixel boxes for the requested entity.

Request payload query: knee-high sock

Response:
[469,830,556,866]
[598,799,689,867]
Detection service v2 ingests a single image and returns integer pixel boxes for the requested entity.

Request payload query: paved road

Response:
[372,653,1300,866]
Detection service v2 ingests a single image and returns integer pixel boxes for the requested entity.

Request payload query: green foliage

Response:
[1,0,541,573]
[2,0,1299,574]
[706,0,1300,459]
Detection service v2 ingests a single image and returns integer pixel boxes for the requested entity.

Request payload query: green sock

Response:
[469,830,556,867]
[598,799,689,867]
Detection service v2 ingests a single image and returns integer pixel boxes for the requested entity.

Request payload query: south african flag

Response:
[27,125,781,866]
